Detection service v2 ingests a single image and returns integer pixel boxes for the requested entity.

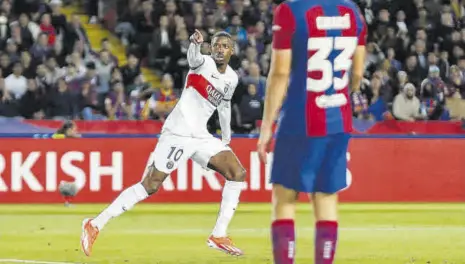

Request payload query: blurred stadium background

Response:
[0,0,464,263]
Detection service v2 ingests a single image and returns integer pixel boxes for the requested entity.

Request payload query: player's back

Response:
[276,0,366,138]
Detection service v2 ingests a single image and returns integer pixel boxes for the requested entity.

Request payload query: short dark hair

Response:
[212,31,232,42]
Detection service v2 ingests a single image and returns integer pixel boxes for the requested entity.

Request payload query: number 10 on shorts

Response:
[168,147,184,161]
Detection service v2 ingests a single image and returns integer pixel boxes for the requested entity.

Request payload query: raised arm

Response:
[187,29,206,70]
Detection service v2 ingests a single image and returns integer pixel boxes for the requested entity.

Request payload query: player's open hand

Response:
[257,128,272,164]
[190,29,204,44]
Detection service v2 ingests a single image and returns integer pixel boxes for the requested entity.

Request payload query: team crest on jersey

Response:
[166,161,174,169]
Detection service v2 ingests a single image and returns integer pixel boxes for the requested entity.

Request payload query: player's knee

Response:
[229,167,247,182]
[141,167,168,195]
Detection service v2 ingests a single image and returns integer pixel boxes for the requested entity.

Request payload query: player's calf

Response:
[311,192,339,264]
[82,162,168,257]
[271,184,298,264]
[207,150,247,254]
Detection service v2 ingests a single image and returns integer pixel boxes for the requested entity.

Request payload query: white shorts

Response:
[150,132,231,174]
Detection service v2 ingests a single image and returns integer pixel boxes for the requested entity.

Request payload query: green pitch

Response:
[1,203,464,264]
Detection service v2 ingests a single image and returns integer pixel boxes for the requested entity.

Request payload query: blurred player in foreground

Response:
[257,0,367,263]
[81,30,246,256]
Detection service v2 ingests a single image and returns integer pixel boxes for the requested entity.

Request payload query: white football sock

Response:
[91,182,148,231]
[211,180,245,237]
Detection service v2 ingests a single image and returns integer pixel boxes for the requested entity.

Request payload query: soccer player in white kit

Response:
[81,30,246,257]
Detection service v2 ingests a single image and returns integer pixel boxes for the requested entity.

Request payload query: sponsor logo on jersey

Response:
[206,85,224,107]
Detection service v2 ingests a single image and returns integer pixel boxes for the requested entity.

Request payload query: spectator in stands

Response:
[49,0,67,36]
[105,81,132,120]
[94,38,118,65]
[169,27,189,88]
[35,63,52,91]
[17,13,39,50]
[79,81,103,120]
[414,7,433,30]
[62,63,79,82]
[428,51,448,80]
[40,14,56,46]
[393,83,426,121]
[0,52,11,76]
[413,39,429,77]
[420,65,446,100]
[457,56,465,80]
[163,0,180,34]
[404,55,423,88]
[19,78,46,119]
[5,39,19,63]
[149,15,174,72]
[367,76,390,121]
[449,66,465,98]
[244,46,258,63]
[149,73,178,121]
[20,51,35,78]
[258,54,270,76]
[365,42,385,73]
[386,48,402,71]
[446,90,465,120]
[96,50,116,96]
[184,1,204,30]
[135,0,156,58]
[30,32,51,62]
[392,71,409,99]
[110,66,123,87]
[47,78,75,120]
[226,14,247,47]
[5,61,27,99]
[242,62,266,99]
[45,56,61,84]
[0,77,20,117]
[64,14,89,55]
[69,51,86,75]
[121,53,141,86]
[351,83,369,119]
[234,83,262,133]
[0,12,10,48]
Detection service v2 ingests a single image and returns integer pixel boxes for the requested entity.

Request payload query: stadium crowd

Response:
[1,0,465,133]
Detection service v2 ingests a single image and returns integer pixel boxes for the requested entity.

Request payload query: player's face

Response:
[211,37,233,65]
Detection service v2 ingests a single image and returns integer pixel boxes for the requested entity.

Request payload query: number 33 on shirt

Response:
[273,3,366,108]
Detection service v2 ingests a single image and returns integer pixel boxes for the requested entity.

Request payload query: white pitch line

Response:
[3,226,464,236]
[0,259,80,264]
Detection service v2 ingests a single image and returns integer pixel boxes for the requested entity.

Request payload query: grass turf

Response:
[0,203,464,264]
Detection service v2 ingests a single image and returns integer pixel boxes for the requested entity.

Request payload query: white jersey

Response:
[162,43,238,144]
